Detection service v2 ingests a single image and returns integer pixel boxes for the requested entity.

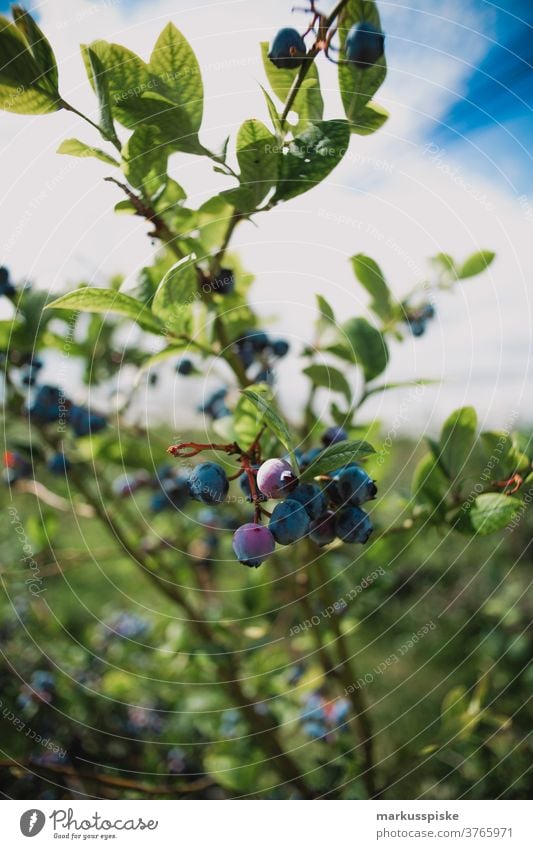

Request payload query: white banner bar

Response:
[3,800,530,848]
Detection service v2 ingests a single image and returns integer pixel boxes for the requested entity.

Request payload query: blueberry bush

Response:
[0,2,531,800]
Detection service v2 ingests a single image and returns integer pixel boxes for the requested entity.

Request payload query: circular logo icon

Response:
[20,810,46,837]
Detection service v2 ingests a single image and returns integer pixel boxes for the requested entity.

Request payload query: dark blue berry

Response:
[271,339,289,358]
[0,266,16,297]
[47,452,70,475]
[268,27,307,69]
[331,464,377,507]
[233,522,275,567]
[289,483,327,520]
[176,358,193,376]
[345,21,384,69]
[409,318,426,337]
[189,462,229,504]
[69,404,107,436]
[239,468,267,503]
[246,330,270,352]
[335,506,373,543]
[27,385,66,423]
[309,511,337,546]
[210,268,234,296]
[268,499,310,545]
[322,426,348,446]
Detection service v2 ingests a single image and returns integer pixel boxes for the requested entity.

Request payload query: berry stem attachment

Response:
[168,441,242,459]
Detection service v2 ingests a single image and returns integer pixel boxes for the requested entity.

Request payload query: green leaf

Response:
[469,493,521,536]
[57,138,119,166]
[122,125,168,197]
[0,15,61,113]
[351,254,394,320]
[432,252,457,276]
[260,42,323,130]
[151,255,197,334]
[240,388,294,460]
[439,406,477,479]
[81,45,119,146]
[260,84,282,136]
[45,287,165,335]
[303,364,351,404]
[12,5,58,93]
[230,119,279,211]
[337,1,387,130]
[274,119,350,203]
[411,453,449,513]
[343,317,389,380]
[457,250,495,279]
[82,39,204,154]
[148,22,203,135]
[300,439,375,481]
[349,100,388,135]
[316,294,336,325]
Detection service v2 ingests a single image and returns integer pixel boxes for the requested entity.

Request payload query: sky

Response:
[0,0,532,434]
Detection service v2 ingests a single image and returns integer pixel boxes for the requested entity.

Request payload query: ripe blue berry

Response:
[289,483,327,520]
[335,506,373,543]
[69,404,107,436]
[309,511,337,546]
[408,318,426,337]
[210,268,234,296]
[268,27,306,69]
[176,358,193,376]
[268,499,310,545]
[47,452,70,476]
[0,266,16,297]
[27,385,66,423]
[331,464,377,506]
[189,462,229,504]
[239,468,267,503]
[271,339,289,358]
[345,21,384,69]
[198,387,230,420]
[246,329,270,352]
[300,447,323,470]
[257,458,297,499]
[233,522,276,567]
[322,426,348,446]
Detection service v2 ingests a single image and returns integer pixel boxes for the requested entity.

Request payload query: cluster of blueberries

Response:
[178,330,290,421]
[268,20,384,70]
[181,425,377,567]
[404,302,435,337]
[26,383,107,436]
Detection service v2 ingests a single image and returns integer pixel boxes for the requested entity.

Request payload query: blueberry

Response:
[0,266,16,297]
[232,522,276,567]
[27,385,66,423]
[189,462,229,504]
[271,339,289,358]
[309,511,337,546]
[331,464,377,507]
[322,426,348,446]
[257,458,297,499]
[335,506,373,543]
[239,468,267,503]
[408,318,426,337]
[234,340,255,370]
[345,21,384,69]
[69,404,107,436]
[289,483,327,520]
[210,268,234,296]
[47,452,70,476]
[253,366,275,385]
[166,477,190,509]
[268,499,310,545]
[300,447,323,470]
[268,27,306,69]
[246,329,270,352]
[176,358,193,376]
[421,303,435,320]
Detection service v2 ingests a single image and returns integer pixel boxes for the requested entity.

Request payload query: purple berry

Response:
[233,523,276,567]
[257,458,297,499]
